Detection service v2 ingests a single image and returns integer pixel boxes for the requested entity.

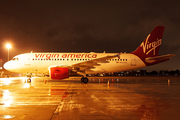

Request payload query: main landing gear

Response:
[81,76,89,84]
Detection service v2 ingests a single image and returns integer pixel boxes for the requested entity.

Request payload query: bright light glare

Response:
[3,90,13,107]
[6,43,11,49]
[3,100,13,107]
[3,90,11,99]
[4,115,14,119]
[23,83,30,88]
[3,79,11,86]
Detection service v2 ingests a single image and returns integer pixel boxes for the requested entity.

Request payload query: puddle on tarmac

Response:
[0,115,15,119]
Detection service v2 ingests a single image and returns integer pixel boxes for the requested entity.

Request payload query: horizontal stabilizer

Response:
[145,54,175,63]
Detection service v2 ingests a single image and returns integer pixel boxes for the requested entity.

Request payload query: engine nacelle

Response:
[49,67,69,80]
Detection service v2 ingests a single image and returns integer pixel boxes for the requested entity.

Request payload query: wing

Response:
[70,55,117,75]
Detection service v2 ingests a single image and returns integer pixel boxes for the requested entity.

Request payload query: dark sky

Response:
[0,0,179,71]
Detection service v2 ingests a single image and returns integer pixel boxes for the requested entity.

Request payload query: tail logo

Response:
[140,34,162,55]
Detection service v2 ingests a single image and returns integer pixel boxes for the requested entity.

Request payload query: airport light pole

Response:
[6,43,11,61]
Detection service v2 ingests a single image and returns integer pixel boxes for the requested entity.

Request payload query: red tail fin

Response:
[132,26,165,58]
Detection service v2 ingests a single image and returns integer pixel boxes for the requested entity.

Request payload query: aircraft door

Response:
[24,54,31,65]
[130,55,136,66]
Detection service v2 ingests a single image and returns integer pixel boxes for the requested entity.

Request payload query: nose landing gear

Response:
[27,78,31,82]
[25,73,32,83]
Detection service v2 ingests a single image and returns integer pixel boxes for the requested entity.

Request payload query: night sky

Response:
[0,0,179,71]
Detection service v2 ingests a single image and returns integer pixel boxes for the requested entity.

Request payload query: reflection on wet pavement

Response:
[0,115,15,119]
[0,77,180,120]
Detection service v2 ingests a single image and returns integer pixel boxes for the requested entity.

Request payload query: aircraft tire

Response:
[27,78,31,82]
[83,77,88,84]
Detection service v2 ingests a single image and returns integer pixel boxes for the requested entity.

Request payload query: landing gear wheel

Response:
[27,78,31,82]
[81,77,89,84]
[83,77,88,83]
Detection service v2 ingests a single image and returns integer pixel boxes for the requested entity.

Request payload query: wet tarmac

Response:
[0,76,180,120]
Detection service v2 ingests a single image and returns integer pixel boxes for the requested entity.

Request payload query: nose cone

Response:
[3,61,12,71]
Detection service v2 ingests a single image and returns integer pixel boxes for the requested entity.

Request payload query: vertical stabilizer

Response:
[132,26,165,57]
[132,26,165,66]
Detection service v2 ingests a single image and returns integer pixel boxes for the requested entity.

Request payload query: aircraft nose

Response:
[3,61,12,70]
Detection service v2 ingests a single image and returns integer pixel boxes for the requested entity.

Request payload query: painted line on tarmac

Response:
[51,80,72,119]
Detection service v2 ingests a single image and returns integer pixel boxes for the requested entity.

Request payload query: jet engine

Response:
[49,67,69,80]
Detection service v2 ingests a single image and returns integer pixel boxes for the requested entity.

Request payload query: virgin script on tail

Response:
[140,34,162,55]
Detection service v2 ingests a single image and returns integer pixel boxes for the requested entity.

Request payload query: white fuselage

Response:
[4,52,146,75]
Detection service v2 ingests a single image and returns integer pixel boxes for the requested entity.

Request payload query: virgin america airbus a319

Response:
[4,26,175,83]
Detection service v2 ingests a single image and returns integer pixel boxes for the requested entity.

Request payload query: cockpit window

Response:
[13,58,19,61]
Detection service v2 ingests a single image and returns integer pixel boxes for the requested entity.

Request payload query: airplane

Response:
[3,26,175,83]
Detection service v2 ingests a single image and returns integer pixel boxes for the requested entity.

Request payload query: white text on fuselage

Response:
[35,53,97,59]
[140,34,162,55]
